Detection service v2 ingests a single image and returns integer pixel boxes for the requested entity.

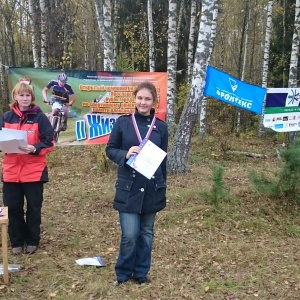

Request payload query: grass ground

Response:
[0,135,300,300]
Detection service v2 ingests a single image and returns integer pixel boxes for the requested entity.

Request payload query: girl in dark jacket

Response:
[0,82,54,255]
[106,81,168,285]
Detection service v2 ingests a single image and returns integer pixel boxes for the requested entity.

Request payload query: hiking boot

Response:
[26,245,38,254]
[61,122,67,131]
[114,278,130,286]
[12,247,23,255]
[134,277,150,285]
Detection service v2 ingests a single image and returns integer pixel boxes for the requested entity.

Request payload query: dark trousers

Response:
[2,182,44,248]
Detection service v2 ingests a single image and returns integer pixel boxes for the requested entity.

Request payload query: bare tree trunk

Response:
[103,0,113,71]
[187,0,197,82]
[29,0,39,68]
[199,5,218,137]
[95,0,104,70]
[148,0,155,71]
[258,0,273,137]
[82,0,89,70]
[166,0,178,136]
[282,0,287,87]
[176,0,184,34]
[112,0,117,70]
[237,1,251,134]
[288,0,300,88]
[288,0,300,143]
[40,0,47,67]
[168,0,219,173]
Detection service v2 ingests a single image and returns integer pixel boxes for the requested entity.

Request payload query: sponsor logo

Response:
[274,124,284,129]
[229,78,238,92]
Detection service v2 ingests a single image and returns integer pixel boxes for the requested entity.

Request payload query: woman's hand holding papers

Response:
[18,144,36,154]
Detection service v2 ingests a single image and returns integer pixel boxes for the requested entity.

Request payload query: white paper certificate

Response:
[0,128,28,154]
[126,140,167,179]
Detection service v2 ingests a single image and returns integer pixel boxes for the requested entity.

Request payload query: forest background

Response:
[1,0,300,299]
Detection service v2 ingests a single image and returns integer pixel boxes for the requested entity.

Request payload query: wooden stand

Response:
[0,207,9,284]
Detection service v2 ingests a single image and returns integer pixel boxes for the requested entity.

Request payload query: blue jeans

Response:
[115,212,156,282]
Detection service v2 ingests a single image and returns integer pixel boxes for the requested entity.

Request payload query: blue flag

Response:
[203,66,266,115]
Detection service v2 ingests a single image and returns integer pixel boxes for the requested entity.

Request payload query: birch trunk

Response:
[237,2,251,135]
[28,0,39,68]
[168,0,219,173]
[112,0,117,70]
[95,0,104,69]
[199,5,218,137]
[188,0,197,82]
[82,0,89,70]
[103,0,114,71]
[148,0,155,71]
[288,0,300,88]
[40,0,47,67]
[166,0,178,136]
[288,0,300,142]
[258,0,273,137]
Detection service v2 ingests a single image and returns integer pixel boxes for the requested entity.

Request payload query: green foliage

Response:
[249,139,300,201]
[87,145,109,172]
[176,81,190,122]
[287,225,300,237]
[277,139,300,197]
[249,171,278,195]
[269,0,295,87]
[116,52,136,72]
[200,164,229,209]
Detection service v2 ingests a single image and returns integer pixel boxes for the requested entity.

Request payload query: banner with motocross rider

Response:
[8,68,167,145]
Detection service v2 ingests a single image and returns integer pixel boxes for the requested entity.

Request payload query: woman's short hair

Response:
[11,82,35,107]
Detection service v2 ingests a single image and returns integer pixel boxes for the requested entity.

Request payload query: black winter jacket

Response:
[105,111,168,214]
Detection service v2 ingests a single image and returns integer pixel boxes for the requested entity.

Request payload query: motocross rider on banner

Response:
[42,73,76,131]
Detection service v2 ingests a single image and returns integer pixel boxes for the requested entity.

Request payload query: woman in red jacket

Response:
[0,82,54,255]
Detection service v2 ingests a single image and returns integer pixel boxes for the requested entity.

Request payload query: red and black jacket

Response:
[0,105,54,183]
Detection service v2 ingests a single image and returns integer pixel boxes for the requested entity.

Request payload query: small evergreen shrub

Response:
[249,139,300,201]
[200,164,229,209]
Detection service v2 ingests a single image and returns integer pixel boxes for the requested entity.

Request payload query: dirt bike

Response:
[44,95,68,143]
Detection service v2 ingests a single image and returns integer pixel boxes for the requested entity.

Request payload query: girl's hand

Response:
[126,146,140,159]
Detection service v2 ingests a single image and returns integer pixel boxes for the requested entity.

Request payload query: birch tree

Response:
[95,0,104,69]
[148,0,155,71]
[112,0,118,70]
[288,0,300,142]
[236,0,251,134]
[258,0,273,137]
[28,0,39,68]
[187,0,197,82]
[166,0,178,135]
[40,0,47,67]
[288,0,300,88]
[103,0,114,71]
[168,0,219,173]
[199,5,218,136]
